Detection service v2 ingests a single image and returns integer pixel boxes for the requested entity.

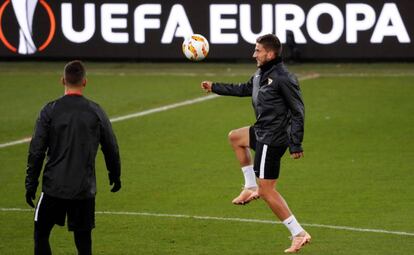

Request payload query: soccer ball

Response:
[182,34,209,61]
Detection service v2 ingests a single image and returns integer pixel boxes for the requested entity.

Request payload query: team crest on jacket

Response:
[267,78,273,85]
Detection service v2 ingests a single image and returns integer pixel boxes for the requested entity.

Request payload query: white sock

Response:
[241,165,257,189]
[283,215,304,237]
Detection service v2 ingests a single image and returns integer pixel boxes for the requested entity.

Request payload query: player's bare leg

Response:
[228,127,259,205]
[258,179,311,253]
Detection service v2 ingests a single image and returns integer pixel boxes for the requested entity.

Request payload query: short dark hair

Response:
[256,34,282,55]
[64,60,86,86]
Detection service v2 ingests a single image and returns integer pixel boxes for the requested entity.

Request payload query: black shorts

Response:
[253,142,287,180]
[249,126,256,151]
[34,193,95,231]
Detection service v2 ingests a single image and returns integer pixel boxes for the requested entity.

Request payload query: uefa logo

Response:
[0,0,55,54]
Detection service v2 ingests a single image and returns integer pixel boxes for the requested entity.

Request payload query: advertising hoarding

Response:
[0,0,413,60]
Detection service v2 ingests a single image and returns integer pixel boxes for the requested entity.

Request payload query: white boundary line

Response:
[0,137,31,148]
[1,207,413,237]
[0,74,320,149]
[0,94,217,149]
[109,94,219,123]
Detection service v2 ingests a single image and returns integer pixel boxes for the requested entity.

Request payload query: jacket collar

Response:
[65,91,83,96]
[259,57,282,73]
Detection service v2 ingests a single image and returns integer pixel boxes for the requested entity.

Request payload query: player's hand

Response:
[201,81,213,93]
[291,151,304,159]
[110,179,121,193]
[25,191,36,208]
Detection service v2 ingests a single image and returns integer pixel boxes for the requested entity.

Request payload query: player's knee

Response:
[228,130,240,144]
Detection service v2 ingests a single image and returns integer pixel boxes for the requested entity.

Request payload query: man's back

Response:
[26,94,120,200]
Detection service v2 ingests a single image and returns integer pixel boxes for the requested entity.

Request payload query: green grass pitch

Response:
[0,62,413,254]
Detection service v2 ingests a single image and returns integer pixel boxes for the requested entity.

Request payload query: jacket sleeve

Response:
[211,76,253,97]
[25,105,51,194]
[279,76,305,153]
[98,107,121,182]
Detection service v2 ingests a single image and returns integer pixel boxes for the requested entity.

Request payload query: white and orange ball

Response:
[182,34,209,61]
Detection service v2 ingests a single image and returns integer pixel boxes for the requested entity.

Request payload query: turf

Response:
[0,62,413,254]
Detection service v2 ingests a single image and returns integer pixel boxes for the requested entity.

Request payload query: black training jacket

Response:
[25,94,121,200]
[212,58,305,153]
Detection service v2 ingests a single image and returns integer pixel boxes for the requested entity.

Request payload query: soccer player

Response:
[200,34,310,253]
[25,60,121,255]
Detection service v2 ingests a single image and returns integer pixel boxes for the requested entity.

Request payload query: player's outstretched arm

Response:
[201,78,253,97]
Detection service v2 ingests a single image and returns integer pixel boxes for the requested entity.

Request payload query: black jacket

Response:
[212,58,305,153]
[25,94,121,200]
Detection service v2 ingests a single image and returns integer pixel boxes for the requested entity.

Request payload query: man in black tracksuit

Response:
[25,60,121,255]
[201,34,310,253]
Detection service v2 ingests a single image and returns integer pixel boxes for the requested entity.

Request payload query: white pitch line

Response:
[0,137,32,148]
[0,94,218,149]
[109,94,219,123]
[0,74,319,150]
[1,207,413,237]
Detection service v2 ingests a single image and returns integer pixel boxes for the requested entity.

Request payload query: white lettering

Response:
[61,3,95,43]
[59,2,411,47]
[371,3,410,43]
[346,4,376,43]
[239,4,273,44]
[307,3,344,44]
[275,4,306,44]
[134,4,161,44]
[101,4,128,43]
[210,4,238,44]
[161,4,193,44]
